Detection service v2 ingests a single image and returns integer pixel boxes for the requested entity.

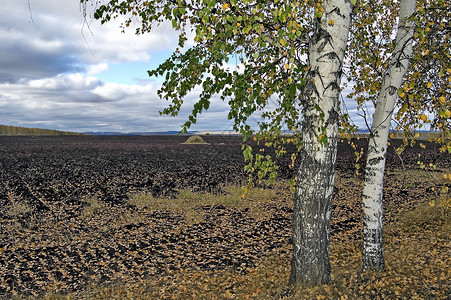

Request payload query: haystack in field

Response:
[182,135,208,144]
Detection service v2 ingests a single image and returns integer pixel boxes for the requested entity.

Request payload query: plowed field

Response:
[0,135,449,298]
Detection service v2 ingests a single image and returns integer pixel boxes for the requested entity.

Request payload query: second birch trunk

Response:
[362,0,416,271]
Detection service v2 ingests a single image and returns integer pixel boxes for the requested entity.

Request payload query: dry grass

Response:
[81,197,102,218]
[1,200,40,236]
[182,135,208,144]
[129,186,280,224]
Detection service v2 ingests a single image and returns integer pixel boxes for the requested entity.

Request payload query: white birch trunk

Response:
[289,0,353,286]
[362,0,416,271]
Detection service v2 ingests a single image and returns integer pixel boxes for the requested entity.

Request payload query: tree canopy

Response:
[347,0,450,152]
[90,0,314,133]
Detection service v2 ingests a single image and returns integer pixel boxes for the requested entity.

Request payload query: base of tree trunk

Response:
[362,227,385,271]
[289,142,336,287]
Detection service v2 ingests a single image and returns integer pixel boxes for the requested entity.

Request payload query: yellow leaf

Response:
[285,63,290,70]
[399,91,405,98]
[419,114,428,121]
[427,82,432,88]
[439,96,446,104]
[222,3,229,10]
[329,19,335,26]
[445,110,451,118]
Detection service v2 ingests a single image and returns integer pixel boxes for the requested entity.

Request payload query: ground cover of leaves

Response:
[0,136,449,299]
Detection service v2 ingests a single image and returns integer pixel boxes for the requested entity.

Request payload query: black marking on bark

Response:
[328,7,345,19]
[326,108,339,127]
[311,26,333,53]
[368,156,385,166]
[362,194,372,200]
[324,81,341,94]
[387,86,397,96]
[332,69,343,79]
[367,144,381,155]
[322,51,340,61]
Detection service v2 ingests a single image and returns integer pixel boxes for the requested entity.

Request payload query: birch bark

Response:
[362,0,416,271]
[289,0,353,286]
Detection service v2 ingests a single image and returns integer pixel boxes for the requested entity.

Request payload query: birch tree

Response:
[81,0,354,286]
[361,0,416,271]
[289,0,353,286]
[347,0,449,271]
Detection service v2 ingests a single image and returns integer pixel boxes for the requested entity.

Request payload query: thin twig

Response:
[28,0,34,23]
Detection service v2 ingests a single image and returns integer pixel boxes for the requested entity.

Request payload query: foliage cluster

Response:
[347,0,450,152]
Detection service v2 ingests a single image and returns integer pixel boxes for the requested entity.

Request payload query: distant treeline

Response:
[0,125,83,136]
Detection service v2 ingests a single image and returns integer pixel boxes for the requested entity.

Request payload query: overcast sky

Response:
[0,0,362,133]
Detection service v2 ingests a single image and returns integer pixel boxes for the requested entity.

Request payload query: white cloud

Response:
[0,0,180,82]
[87,63,110,75]
[27,73,101,91]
